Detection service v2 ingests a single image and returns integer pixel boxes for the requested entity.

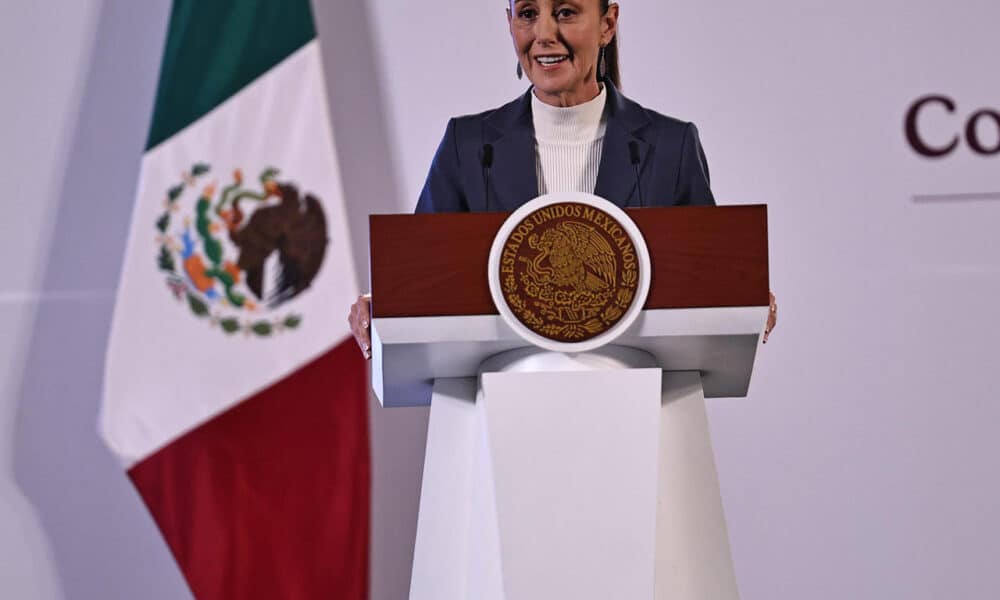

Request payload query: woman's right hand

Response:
[348,294,372,359]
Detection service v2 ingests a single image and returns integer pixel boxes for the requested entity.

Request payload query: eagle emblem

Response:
[154,163,327,337]
[526,221,616,294]
[499,202,640,343]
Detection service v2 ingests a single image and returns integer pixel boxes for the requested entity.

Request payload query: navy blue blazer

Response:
[414,82,715,213]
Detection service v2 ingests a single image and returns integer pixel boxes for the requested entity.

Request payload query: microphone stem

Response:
[628,141,644,208]
[633,163,644,208]
[481,143,494,212]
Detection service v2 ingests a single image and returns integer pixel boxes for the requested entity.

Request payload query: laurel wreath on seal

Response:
[503,267,637,340]
[154,162,303,337]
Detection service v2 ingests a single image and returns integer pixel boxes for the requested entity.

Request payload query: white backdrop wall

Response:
[2,1,998,599]
[1,3,99,597]
[1,1,191,599]
[1,0,198,598]
[366,1,1000,598]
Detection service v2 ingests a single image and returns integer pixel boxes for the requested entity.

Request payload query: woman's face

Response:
[508,0,618,107]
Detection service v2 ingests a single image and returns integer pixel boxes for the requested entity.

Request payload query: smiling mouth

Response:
[535,55,569,66]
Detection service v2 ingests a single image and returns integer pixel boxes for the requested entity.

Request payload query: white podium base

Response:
[409,348,739,600]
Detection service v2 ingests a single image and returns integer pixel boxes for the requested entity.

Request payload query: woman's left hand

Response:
[763,291,777,343]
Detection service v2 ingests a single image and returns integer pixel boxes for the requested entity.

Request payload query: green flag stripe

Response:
[146,0,316,151]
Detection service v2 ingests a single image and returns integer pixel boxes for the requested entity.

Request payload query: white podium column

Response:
[655,372,740,599]
[409,349,739,600]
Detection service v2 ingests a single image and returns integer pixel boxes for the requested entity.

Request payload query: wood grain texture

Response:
[370,206,768,318]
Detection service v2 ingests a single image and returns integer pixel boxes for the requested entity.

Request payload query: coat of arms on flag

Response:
[155,164,328,337]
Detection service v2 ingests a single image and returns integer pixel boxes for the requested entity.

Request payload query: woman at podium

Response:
[350,0,776,355]
[414,1,714,213]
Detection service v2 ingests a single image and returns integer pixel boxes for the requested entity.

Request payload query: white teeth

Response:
[537,56,568,65]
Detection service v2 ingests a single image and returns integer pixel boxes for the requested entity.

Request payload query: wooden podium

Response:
[369,205,768,600]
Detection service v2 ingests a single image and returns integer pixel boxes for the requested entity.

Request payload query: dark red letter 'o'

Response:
[965,109,1000,156]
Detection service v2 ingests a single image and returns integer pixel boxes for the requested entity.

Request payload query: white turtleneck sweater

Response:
[531,86,608,196]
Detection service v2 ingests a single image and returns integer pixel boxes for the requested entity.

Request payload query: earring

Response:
[516,61,523,80]
[597,46,607,81]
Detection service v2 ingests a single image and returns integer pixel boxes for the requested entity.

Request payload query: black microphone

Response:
[481,143,494,211]
[628,141,644,208]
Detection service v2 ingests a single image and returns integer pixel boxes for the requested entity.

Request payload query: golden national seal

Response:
[498,202,640,343]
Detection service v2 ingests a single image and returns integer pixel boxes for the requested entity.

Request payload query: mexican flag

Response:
[100,2,369,598]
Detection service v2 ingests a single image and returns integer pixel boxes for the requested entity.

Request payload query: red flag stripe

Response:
[129,337,369,599]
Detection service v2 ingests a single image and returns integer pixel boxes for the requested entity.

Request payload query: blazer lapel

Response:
[594,83,651,208]
[484,90,538,212]
[483,83,651,211]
